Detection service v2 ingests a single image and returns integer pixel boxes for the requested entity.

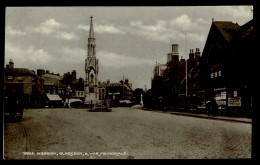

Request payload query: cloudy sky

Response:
[5,6,253,89]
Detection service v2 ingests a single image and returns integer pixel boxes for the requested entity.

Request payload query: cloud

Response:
[95,24,126,34]
[97,50,154,68]
[77,23,126,35]
[77,24,89,31]
[60,47,86,62]
[130,20,166,32]
[6,26,26,36]
[170,14,199,32]
[128,15,205,43]
[129,20,169,42]
[28,18,76,40]
[195,18,208,25]
[217,6,252,20]
[77,14,206,43]
[31,18,62,35]
[5,41,54,65]
[55,31,76,40]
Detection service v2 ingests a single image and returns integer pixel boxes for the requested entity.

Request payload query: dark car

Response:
[69,99,84,108]
[4,94,24,121]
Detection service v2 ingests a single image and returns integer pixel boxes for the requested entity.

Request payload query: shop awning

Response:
[46,94,62,101]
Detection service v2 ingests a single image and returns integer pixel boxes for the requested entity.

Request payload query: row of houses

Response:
[144,19,255,117]
[4,60,134,108]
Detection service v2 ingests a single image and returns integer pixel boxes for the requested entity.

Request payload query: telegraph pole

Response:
[185,33,187,97]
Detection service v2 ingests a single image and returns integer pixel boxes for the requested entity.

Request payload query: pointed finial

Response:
[89,16,94,38]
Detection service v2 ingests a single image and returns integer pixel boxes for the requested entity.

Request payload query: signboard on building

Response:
[228,97,241,107]
[44,81,54,85]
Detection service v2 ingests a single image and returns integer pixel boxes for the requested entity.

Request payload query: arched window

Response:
[90,73,94,83]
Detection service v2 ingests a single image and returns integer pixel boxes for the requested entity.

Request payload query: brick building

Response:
[4,59,42,108]
[106,78,133,107]
[199,19,254,116]
[150,44,201,110]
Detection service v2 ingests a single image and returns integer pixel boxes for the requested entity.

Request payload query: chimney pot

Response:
[9,59,14,69]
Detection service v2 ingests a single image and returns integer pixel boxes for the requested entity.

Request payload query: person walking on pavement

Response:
[206,100,211,116]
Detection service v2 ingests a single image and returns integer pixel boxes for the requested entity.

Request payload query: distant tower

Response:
[85,16,99,107]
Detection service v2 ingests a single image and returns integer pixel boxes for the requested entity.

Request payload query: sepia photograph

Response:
[3,4,256,159]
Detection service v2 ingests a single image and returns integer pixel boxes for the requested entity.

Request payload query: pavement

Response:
[131,105,252,124]
[169,111,252,124]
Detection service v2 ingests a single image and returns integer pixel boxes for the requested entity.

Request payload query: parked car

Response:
[4,94,24,122]
[69,99,84,108]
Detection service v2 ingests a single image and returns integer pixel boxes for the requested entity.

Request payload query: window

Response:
[211,73,214,79]
[89,87,94,93]
[8,76,13,80]
[90,74,94,83]
[234,91,237,97]
[218,70,221,77]
[17,77,23,81]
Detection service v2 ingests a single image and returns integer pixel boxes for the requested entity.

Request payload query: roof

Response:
[123,84,132,91]
[107,83,132,90]
[107,83,122,87]
[42,76,65,88]
[42,74,62,80]
[235,19,253,40]
[4,68,37,77]
[213,21,240,42]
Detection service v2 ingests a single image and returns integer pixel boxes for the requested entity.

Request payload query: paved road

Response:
[4,107,252,159]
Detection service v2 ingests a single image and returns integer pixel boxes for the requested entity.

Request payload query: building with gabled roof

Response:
[199,19,254,117]
[4,59,43,108]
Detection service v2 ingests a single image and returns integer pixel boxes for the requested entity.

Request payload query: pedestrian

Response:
[206,101,211,116]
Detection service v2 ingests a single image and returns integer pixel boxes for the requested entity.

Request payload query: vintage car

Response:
[4,95,24,121]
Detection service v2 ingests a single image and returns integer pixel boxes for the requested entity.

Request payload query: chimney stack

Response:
[9,59,14,69]
[37,69,45,76]
[189,49,194,59]
[79,77,83,83]
[172,44,179,53]
[195,48,200,59]
[72,70,76,80]
[167,44,179,63]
